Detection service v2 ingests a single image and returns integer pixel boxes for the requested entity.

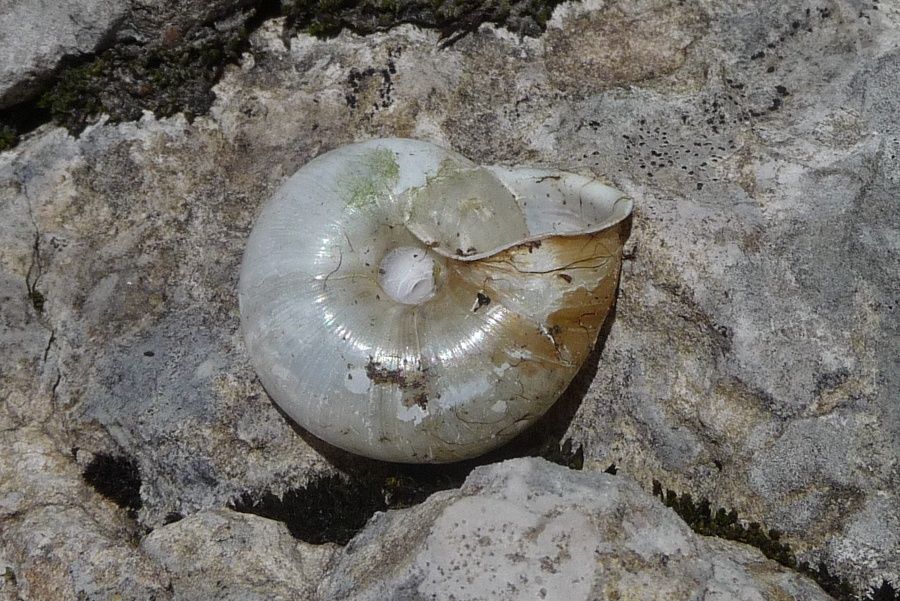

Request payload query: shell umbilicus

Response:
[239,139,633,463]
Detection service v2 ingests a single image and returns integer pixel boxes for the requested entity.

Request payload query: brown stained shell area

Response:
[359,214,631,445]
[462,219,630,371]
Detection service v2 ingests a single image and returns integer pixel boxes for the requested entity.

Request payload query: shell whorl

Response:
[239,138,633,463]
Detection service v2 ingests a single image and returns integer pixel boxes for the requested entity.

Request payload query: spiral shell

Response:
[239,139,633,463]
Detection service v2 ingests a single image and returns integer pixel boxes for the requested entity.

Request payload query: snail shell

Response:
[239,139,633,463]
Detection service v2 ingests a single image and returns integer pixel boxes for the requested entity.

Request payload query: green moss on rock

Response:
[36,18,251,133]
[3,0,563,148]
[37,59,108,130]
[283,0,564,40]
[0,125,16,151]
[651,480,866,601]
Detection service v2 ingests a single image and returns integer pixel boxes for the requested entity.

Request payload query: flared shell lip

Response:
[423,167,634,262]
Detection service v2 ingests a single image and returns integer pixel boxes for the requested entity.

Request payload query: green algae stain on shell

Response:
[345,148,402,210]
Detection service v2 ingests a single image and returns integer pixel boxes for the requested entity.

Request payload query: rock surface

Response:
[1,0,899,597]
[0,0,258,112]
[0,427,170,600]
[142,509,336,601]
[323,458,833,601]
[0,0,127,108]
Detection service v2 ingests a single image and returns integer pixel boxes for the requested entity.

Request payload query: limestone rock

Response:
[0,427,170,600]
[0,0,898,596]
[323,458,833,601]
[0,0,127,108]
[142,509,336,601]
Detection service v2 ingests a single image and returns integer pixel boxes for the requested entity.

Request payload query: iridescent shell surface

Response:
[239,138,633,463]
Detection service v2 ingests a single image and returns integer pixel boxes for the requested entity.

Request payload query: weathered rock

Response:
[1,0,898,597]
[121,0,254,45]
[0,427,170,600]
[0,0,127,108]
[0,118,333,527]
[323,458,833,600]
[142,509,336,601]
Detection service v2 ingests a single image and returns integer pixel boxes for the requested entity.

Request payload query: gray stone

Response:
[121,0,253,44]
[142,509,336,601]
[0,0,260,110]
[0,427,170,600]
[1,0,898,597]
[0,0,127,108]
[0,119,332,528]
[322,458,833,600]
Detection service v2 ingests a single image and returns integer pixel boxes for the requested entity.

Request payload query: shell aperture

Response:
[238,138,633,463]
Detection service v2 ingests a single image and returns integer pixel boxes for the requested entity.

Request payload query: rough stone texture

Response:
[0,121,332,527]
[121,0,254,44]
[142,509,336,600]
[0,0,257,111]
[0,427,170,600]
[0,0,127,108]
[323,458,833,600]
[1,0,899,597]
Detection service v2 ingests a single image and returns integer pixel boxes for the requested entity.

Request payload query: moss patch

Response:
[651,480,896,601]
[283,0,565,42]
[0,99,50,152]
[0,0,564,150]
[0,0,280,141]
[0,124,17,151]
[35,18,259,133]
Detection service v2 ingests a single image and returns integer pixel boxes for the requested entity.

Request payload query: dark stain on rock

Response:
[28,289,45,313]
[345,52,397,113]
[82,453,143,517]
[345,66,377,109]
[26,232,45,314]
[162,511,184,525]
[231,437,585,545]
[814,368,850,395]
